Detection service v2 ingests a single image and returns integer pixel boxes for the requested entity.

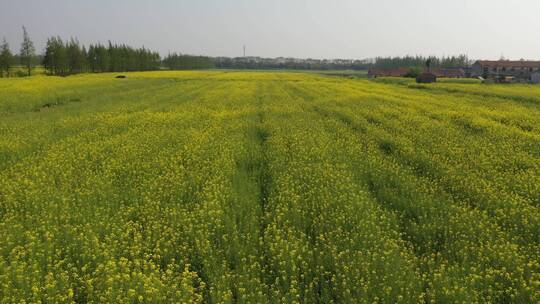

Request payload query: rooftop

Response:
[475,60,540,68]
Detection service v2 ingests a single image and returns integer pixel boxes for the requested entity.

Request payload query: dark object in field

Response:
[496,76,515,84]
[116,75,126,79]
[416,72,437,83]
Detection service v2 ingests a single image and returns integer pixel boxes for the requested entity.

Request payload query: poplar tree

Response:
[43,37,59,75]
[54,37,68,76]
[86,44,97,72]
[44,35,160,75]
[67,38,85,74]
[81,45,88,72]
[19,26,36,76]
[96,44,110,72]
[0,38,14,77]
[43,36,72,76]
[163,53,215,70]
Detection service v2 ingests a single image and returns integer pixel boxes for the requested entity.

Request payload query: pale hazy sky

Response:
[1,0,540,60]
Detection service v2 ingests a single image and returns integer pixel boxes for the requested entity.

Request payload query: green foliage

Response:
[162,53,215,70]
[213,55,470,71]
[404,67,422,78]
[19,26,36,76]
[67,38,86,74]
[0,71,540,302]
[43,36,68,76]
[374,54,470,69]
[0,38,14,77]
[45,38,161,76]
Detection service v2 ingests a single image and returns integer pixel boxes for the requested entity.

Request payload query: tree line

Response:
[213,55,471,71]
[1,26,474,78]
[44,38,162,76]
[372,55,471,69]
[162,53,215,70]
[214,57,370,71]
[0,26,35,77]
[0,26,216,77]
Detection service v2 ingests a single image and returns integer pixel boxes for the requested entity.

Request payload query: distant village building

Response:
[430,68,466,78]
[368,67,466,79]
[532,72,540,84]
[471,60,540,81]
[368,68,409,78]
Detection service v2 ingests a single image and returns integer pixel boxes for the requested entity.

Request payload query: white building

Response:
[531,73,540,84]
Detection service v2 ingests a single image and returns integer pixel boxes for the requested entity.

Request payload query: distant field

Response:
[1,71,540,303]
[208,69,368,78]
[2,65,46,77]
[310,69,368,78]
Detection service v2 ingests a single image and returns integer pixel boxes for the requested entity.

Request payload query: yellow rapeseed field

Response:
[0,71,539,303]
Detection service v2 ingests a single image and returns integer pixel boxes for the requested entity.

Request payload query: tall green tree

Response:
[81,45,88,72]
[67,38,85,74]
[43,37,68,76]
[96,44,110,72]
[54,37,68,76]
[46,36,160,75]
[19,26,36,76]
[43,37,56,75]
[86,44,98,72]
[0,38,14,77]
[163,53,215,70]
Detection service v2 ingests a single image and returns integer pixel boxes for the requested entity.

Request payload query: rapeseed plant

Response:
[0,71,539,303]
